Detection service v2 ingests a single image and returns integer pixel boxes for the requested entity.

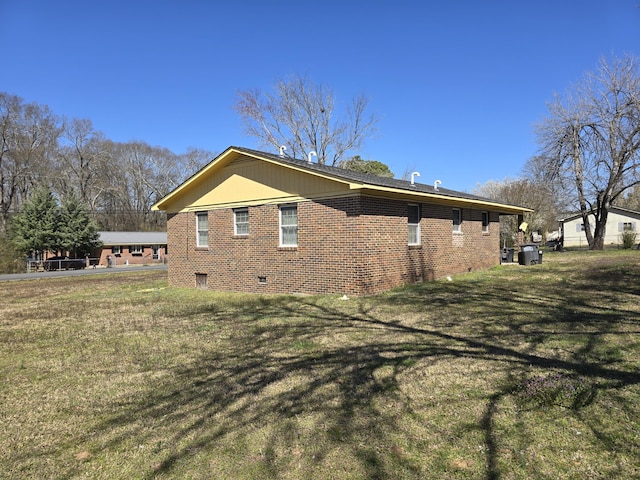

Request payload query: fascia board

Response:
[151,147,238,211]
[355,186,533,214]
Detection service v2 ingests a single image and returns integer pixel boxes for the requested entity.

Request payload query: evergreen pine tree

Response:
[11,188,62,257]
[59,192,102,258]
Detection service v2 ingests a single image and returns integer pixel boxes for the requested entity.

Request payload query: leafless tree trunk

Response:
[535,54,640,250]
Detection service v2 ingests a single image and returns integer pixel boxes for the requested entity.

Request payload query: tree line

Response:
[0,92,214,235]
[2,54,638,275]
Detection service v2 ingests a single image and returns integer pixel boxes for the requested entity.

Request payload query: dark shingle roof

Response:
[560,206,640,222]
[232,146,529,209]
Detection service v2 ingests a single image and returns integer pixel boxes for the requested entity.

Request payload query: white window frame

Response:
[196,212,209,247]
[234,208,249,236]
[408,204,420,245]
[112,245,121,255]
[130,245,143,254]
[482,211,489,233]
[619,222,635,231]
[279,205,298,247]
[453,208,462,233]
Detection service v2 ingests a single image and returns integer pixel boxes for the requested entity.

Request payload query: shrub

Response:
[0,234,25,274]
[620,229,637,249]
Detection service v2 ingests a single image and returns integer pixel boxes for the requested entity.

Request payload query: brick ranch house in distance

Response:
[92,231,167,266]
[152,146,532,296]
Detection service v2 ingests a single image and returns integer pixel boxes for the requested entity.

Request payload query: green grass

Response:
[1,250,639,479]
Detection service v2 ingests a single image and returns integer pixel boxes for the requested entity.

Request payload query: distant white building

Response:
[560,207,640,247]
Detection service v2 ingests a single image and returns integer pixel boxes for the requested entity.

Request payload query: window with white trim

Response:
[453,208,462,233]
[619,222,636,231]
[408,204,420,245]
[196,212,208,247]
[234,208,249,236]
[130,245,143,254]
[280,205,298,246]
[482,211,489,233]
[112,245,121,255]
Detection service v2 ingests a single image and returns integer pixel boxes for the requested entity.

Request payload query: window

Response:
[482,211,489,233]
[280,205,298,246]
[408,204,420,245]
[453,208,462,233]
[130,245,143,254]
[619,222,636,231]
[196,212,208,247]
[112,245,121,255]
[234,208,249,235]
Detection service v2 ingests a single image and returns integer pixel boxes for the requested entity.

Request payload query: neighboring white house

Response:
[559,206,640,247]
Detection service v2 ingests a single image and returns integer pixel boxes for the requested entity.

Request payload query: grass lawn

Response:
[1,250,639,479]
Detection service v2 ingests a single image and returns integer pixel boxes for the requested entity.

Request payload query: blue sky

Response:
[2,0,639,191]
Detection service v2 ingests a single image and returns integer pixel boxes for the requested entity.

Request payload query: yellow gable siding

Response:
[166,156,351,212]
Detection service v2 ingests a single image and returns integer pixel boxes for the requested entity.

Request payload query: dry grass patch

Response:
[1,251,639,479]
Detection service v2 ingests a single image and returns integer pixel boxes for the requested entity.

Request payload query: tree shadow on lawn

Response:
[87,266,639,479]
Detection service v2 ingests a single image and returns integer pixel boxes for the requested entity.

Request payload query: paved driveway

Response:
[0,264,167,282]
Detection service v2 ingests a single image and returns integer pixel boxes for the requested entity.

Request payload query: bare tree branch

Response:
[234,74,379,165]
[533,54,640,249]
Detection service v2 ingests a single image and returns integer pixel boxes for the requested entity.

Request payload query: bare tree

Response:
[616,183,640,211]
[474,177,560,246]
[0,93,213,235]
[535,54,640,249]
[234,75,378,165]
[0,93,22,234]
[90,141,213,231]
[154,147,213,198]
[0,93,60,234]
[56,118,109,209]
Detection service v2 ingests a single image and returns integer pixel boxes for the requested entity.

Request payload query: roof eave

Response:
[355,185,532,214]
[151,146,534,215]
[152,146,238,211]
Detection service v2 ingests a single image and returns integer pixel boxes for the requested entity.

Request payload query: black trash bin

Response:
[501,247,515,263]
[518,244,539,265]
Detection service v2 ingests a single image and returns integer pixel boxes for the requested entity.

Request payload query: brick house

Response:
[92,231,167,266]
[152,146,531,296]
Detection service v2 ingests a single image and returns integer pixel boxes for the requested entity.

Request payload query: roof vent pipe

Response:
[307,151,317,163]
[279,145,287,156]
[410,171,420,185]
[434,179,442,190]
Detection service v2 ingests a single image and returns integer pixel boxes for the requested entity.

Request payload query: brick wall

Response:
[166,195,502,296]
[94,245,166,267]
[357,198,501,294]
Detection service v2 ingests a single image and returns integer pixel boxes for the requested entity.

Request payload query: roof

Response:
[98,231,167,246]
[152,146,533,215]
[559,206,640,222]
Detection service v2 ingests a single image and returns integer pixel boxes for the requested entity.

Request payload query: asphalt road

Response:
[0,264,167,282]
